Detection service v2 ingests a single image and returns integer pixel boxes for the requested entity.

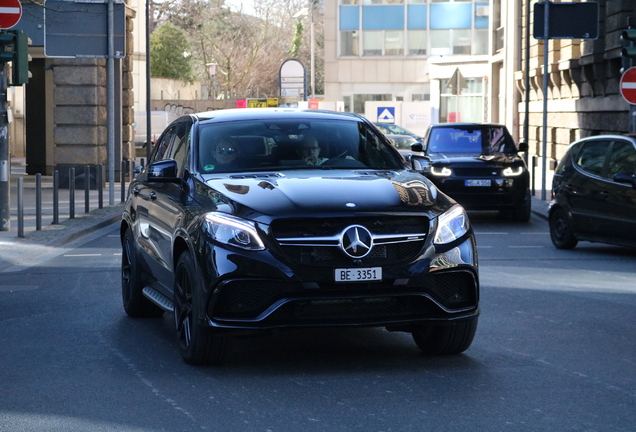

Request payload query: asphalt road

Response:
[1,213,635,432]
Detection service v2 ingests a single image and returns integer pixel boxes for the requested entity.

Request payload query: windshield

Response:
[196,119,404,173]
[427,126,518,155]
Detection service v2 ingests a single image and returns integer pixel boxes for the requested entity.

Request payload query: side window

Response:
[574,140,610,177]
[167,123,191,176]
[607,140,636,179]
[152,126,177,163]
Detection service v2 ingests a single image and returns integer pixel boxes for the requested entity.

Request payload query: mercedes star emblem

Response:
[340,225,373,258]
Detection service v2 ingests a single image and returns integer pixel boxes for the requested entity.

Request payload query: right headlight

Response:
[202,212,265,251]
[434,205,470,245]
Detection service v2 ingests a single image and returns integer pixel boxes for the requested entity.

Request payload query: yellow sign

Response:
[247,98,278,108]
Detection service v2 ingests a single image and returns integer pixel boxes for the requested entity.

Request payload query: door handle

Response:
[149,191,157,200]
[599,191,610,199]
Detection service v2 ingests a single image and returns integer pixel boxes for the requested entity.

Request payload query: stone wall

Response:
[516,0,635,165]
[52,5,136,187]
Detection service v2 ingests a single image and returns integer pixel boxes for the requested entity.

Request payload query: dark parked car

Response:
[374,123,423,141]
[121,109,479,365]
[549,135,636,249]
[410,123,531,221]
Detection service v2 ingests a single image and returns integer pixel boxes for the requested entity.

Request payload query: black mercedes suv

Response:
[120,109,479,365]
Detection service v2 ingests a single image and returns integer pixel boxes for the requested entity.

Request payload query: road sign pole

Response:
[0,64,9,231]
[541,1,550,201]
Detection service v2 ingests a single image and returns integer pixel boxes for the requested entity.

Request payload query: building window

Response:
[353,94,392,114]
[363,31,383,56]
[440,77,483,123]
[385,30,404,55]
[341,30,359,56]
[408,30,427,55]
[338,0,488,58]
[412,93,430,101]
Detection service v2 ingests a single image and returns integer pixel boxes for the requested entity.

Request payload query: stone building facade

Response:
[515,0,635,165]
[17,1,136,188]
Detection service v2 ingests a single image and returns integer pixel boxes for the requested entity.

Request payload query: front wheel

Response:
[174,252,228,365]
[121,227,164,318]
[412,318,478,355]
[549,207,578,249]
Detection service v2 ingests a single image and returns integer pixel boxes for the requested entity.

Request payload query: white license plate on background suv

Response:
[335,267,382,282]
[465,179,491,187]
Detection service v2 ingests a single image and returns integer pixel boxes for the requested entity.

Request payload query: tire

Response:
[412,318,478,355]
[512,190,532,222]
[174,252,228,365]
[121,227,164,318]
[549,207,578,249]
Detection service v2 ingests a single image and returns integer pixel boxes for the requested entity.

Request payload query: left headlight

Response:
[434,205,470,245]
[503,166,525,177]
[202,212,265,251]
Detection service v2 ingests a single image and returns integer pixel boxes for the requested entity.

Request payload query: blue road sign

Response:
[377,107,395,124]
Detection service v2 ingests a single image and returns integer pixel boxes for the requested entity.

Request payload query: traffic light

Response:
[0,31,15,63]
[11,31,31,86]
[0,30,31,86]
[621,28,636,72]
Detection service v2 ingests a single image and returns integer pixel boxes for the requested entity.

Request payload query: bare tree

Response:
[152,0,324,99]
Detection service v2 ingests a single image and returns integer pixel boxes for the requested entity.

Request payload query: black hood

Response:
[202,169,441,217]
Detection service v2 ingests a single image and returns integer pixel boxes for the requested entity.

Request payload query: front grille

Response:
[211,271,478,322]
[213,280,300,319]
[270,216,429,267]
[283,241,424,267]
[271,216,428,238]
[269,296,441,324]
[453,167,501,177]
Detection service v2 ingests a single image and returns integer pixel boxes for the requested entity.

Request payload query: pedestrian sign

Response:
[377,107,395,124]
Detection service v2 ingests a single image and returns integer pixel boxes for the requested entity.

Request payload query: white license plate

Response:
[465,179,491,187]
[335,267,382,282]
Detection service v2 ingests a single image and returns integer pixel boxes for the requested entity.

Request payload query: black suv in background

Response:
[410,123,531,221]
[549,135,636,249]
[121,109,480,365]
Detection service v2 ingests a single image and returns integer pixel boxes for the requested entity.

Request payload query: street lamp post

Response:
[207,62,217,100]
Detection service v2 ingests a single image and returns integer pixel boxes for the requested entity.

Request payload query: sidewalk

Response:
[0,159,125,272]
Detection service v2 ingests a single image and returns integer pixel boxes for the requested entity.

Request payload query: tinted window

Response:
[427,126,517,155]
[152,126,178,163]
[167,123,191,176]
[196,119,404,173]
[574,140,610,177]
[607,140,636,179]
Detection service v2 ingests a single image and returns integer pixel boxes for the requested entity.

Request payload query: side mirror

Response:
[411,142,424,152]
[613,173,636,188]
[147,159,180,183]
[518,142,529,152]
[410,154,431,172]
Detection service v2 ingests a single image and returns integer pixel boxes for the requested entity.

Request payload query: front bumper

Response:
[201,237,479,331]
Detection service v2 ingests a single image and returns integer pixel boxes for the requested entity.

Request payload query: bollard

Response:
[17,177,24,238]
[98,164,103,209]
[531,155,537,197]
[84,165,90,213]
[35,173,42,230]
[121,160,126,203]
[53,170,59,224]
[69,167,75,219]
